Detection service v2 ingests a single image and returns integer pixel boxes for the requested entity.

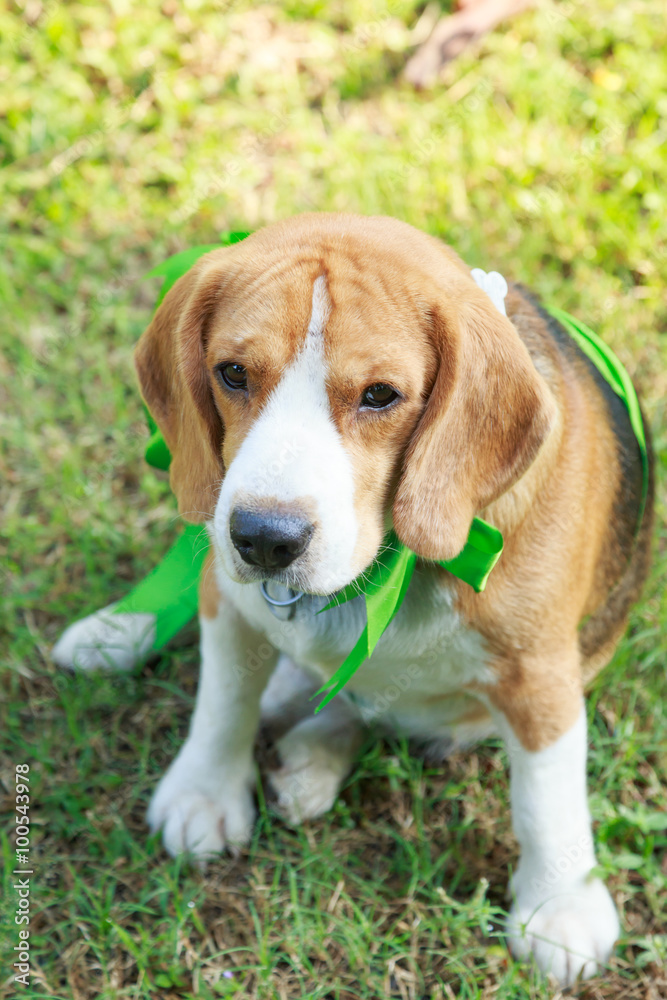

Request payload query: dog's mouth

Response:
[233,560,345,599]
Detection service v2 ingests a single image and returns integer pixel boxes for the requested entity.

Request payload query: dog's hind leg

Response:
[262,659,364,824]
[52,525,205,673]
[259,655,323,739]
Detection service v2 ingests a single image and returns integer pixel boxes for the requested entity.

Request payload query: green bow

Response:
[545,306,649,532]
[146,230,251,307]
[312,520,503,712]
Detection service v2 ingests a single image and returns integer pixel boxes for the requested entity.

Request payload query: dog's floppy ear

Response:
[135,253,230,522]
[393,286,556,561]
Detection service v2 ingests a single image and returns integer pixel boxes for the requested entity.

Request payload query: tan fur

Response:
[453,291,651,750]
[392,288,557,561]
[199,552,220,620]
[136,213,653,754]
[135,258,229,519]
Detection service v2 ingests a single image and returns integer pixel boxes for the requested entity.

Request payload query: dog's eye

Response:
[217,363,248,391]
[361,383,399,409]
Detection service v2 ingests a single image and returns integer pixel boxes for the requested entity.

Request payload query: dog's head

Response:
[135,214,554,594]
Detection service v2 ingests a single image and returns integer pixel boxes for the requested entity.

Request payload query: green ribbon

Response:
[134,235,646,713]
[545,306,649,532]
[116,233,250,648]
[146,231,251,307]
[143,408,171,471]
[113,522,209,649]
[311,521,502,713]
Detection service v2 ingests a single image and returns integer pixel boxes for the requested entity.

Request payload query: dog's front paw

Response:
[147,743,256,858]
[508,876,619,986]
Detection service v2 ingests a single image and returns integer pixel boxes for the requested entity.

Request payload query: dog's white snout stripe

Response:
[214,274,359,591]
[308,274,331,338]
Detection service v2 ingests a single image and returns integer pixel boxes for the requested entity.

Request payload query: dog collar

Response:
[260,580,303,620]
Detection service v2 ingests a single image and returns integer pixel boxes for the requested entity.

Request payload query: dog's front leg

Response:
[147,596,278,858]
[490,672,619,986]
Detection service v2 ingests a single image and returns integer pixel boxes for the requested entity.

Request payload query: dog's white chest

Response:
[216,564,494,738]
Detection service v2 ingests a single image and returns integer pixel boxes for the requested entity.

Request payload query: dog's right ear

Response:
[135,251,231,522]
[393,284,556,562]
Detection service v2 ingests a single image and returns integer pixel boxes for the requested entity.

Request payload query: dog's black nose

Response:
[229,509,314,569]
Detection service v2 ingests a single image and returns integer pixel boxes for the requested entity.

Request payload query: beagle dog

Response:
[86,215,657,985]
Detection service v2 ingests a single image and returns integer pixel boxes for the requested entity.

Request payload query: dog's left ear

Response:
[393,286,556,561]
[135,251,232,522]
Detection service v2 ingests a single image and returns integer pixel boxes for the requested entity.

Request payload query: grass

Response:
[1,0,666,997]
